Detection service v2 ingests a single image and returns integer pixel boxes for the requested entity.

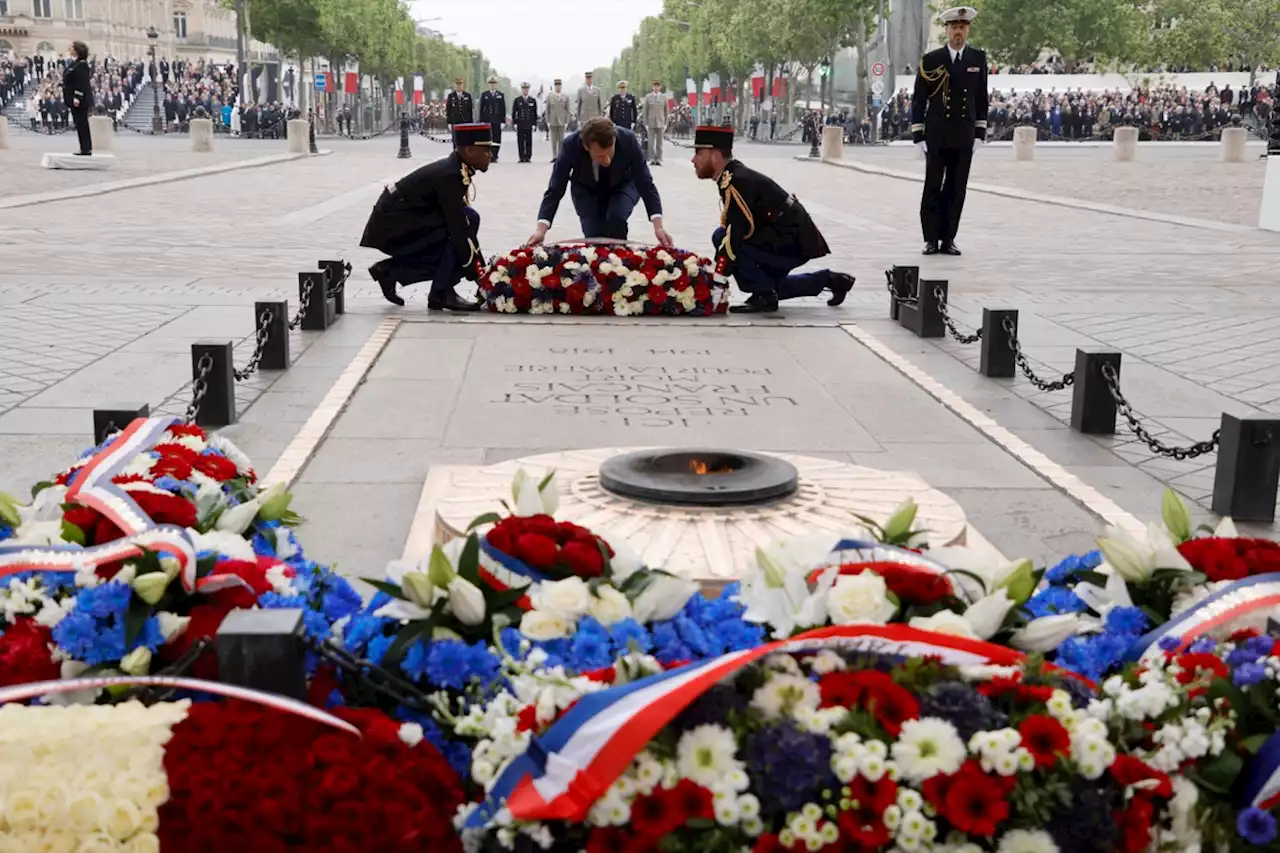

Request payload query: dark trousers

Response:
[920,144,973,244]
[489,121,502,159]
[516,125,533,161]
[71,107,91,154]
[381,208,480,300]
[711,227,829,301]
[570,181,638,240]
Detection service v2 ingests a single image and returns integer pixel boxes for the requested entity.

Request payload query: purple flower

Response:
[1234,661,1268,687]
[1238,808,1278,845]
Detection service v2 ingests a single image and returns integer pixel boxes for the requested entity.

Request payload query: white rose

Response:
[40,831,78,853]
[66,790,104,834]
[520,609,573,641]
[827,573,897,625]
[76,834,121,853]
[99,796,143,840]
[4,788,40,829]
[124,835,161,853]
[909,609,978,639]
[531,577,592,620]
[589,585,633,626]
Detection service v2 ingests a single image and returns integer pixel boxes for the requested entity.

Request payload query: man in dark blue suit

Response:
[526,116,673,247]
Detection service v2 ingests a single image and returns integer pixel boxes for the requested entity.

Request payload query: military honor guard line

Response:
[360,6,982,314]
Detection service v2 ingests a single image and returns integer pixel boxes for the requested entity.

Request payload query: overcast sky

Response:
[409,0,664,86]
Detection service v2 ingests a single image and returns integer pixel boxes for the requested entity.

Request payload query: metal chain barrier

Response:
[1100,363,1220,460]
[289,278,315,330]
[308,637,434,711]
[185,353,214,425]
[933,285,982,344]
[884,272,916,307]
[233,308,275,381]
[327,262,352,298]
[1002,316,1075,392]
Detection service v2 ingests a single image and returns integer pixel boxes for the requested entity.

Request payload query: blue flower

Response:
[1188,636,1218,654]
[0,524,13,542]
[568,630,613,671]
[1056,632,1134,681]
[1104,607,1151,638]
[321,577,363,623]
[1025,587,1087,618]
[344,613,391,654]
[1234,661,1268,687]
[366,634,393,666]
[672,615,714,657]
[499,627,526,658]
[420,640,501,690]
[609,619,653,655]
[79,583,131,619]
[744,722,836,817]
[153,475,197,497]
[1238,808,1278,845]
[1044,550,1103,584]
[1158,635,1183,651]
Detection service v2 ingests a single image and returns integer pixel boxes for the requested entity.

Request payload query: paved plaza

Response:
[2,128,1279,576]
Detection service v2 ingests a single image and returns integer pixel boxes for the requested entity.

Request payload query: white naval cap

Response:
[939,6,977,23]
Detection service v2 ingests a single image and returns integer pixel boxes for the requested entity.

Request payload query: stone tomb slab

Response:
[439,326,882,452]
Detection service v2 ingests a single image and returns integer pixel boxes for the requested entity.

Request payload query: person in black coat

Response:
[479,77,506,162]
[691,126,854,314]
[62,41,94,155]
[360,123,494,311]
[910,6,988,256]
[512,82,538,163]
[527,117,671,246]
[445,78,473,127]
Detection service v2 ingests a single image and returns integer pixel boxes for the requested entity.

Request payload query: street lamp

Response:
[146,25,162,133]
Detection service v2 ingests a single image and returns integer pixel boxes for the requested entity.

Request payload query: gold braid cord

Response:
[919,58,949,100]
[461,164,478,265]
[717,177,756,262]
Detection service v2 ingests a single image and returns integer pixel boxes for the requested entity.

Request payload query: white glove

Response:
[915,140,927,156]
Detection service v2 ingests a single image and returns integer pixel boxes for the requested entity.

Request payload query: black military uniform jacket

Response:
[62,58,93,111]
[512,95,537,127]
[715,160,829,274]
[480,89,506,122]
[360,151,484,279]
[446,90,474,125]
[609,93,638,128]
[910,44,988,148]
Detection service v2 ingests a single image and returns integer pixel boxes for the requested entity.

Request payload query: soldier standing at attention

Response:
[577,71,603,121]
[513,82,538,163]
[642,80,669,165]
[480,76,506,162]
[691,125,855,314]
[546,79,570,162]
[609,80,638,130]
[446,78,473,128]
[911,5,987,256]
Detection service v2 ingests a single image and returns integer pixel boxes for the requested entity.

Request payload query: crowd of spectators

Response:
[2,54,146,131]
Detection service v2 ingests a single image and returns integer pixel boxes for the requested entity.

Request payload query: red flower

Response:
[631,788,684,837]
[838,775,898,847]
[129,489,198,529]
[647,284,668,306]
[1115,794,1156,853]
[1019,714,1070,767]
[1110,755,1173,798]
[166,424,207,438]
[1178,537,1280,582]
[817,670,918,736]
[0,618,60,687]
[155,602,231,678]
[514,532,559,569]
[516,703,539,733]
[941,766,1010,836]
[1175,652,1229,686]
[561,540,605,578]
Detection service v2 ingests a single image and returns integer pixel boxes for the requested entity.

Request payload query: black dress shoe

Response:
[427,292,481,312]
[922,242,940,255]
[827,272,856,306]
[729,293,780,314]
[369,263,404,306]
[941,242,962,256]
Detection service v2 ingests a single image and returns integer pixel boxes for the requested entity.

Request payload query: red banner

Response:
[413,90,423,104]
[687,92,696,107]
[325,73,335,94]
[772,77,787,99]
[394,89,404,105]
[751,76,765,99]
[345,72,359,93]
[667,97,677,110]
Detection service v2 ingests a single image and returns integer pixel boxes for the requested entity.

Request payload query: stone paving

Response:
[2,133,1279,572]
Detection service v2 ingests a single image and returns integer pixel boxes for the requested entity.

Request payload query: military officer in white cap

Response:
[910,5,988,257]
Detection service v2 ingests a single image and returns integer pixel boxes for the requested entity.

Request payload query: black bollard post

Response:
[298,271,336,331]
[92,404,150,445]
[898,279,946,338]
[308,109,319,155]
[1212,414,1280,522]
[191,341,236,427]
[398,111,412,159]
[318,260,347,315]
[215,609,308,701]
[255,300,291,371]
[979,309,1018,378]
[886,266,918,321]
[1069,350,1122,435]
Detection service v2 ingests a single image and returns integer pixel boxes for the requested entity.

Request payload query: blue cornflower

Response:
[1025,587,1088,618]
[1188,636,1219,654]
[153,475,197,497]
[1057,632,1134,681]
[1238,808,1278,845]
[1044,550,1103,584]
[344,613,391,654]
[1229,646,1262,667]
[79,583,131,619]
[1234,661,1268,687]
[609,619,652,655]
[422,640,500,690]
[536,638,570,669]
[0,523,15,542]
[568,630,613,671]
[673,614,714,657]
[499,627,526,658]
[321,577,363,622]
[366,634,393,666]
[715,619,765,652]
[251,530,277,557]
[1159,635,1183,651]
[258,592,307,610]
[1246,636,1277,657]
[1104,607,1151,638]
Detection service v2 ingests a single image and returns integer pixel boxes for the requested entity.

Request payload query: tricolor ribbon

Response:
[1125,573,1280,661]
[464,623,1028,830]
[0,676,360,736]
[0,416,241,594]
[1243,732,1280,810]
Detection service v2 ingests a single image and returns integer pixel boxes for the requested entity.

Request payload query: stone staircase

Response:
[121,82,161,132]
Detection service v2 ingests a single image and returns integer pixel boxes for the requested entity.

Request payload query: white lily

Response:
[191,529,257,563]
[512,468,560,517]
[926,547,1031,604]
[1011,614,1085,652]
[373,540,469,622]
[214,483,286,534]
[631,574,699,623]
[961,588,1016,639]
[1072,563,1135,615]
[447,576,487,626]
[1096,521,1192,583]
[1214,516,1239,538]
[735,538,842,638]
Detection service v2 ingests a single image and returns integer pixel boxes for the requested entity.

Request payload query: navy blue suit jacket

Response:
[536,127,662,224]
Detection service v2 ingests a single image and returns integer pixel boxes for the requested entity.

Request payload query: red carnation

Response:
[941,765,1010,836]
[1175,652,1230,685]
[561,539,605,578]
[818,670,918,736]
[647,284,668,306]
[0,618,61,687]
[838,774,898,847]
[129,489,198,529]
[1019,714,1070,767]
[1115,794,1156,853]
[515,532,559,569]
[1178,537,1280,582]
[1110,755,1173,799]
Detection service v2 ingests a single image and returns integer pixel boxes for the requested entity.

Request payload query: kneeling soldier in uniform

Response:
[911,5,988,256]
[691,126,855,314]
[360,123,492,312]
